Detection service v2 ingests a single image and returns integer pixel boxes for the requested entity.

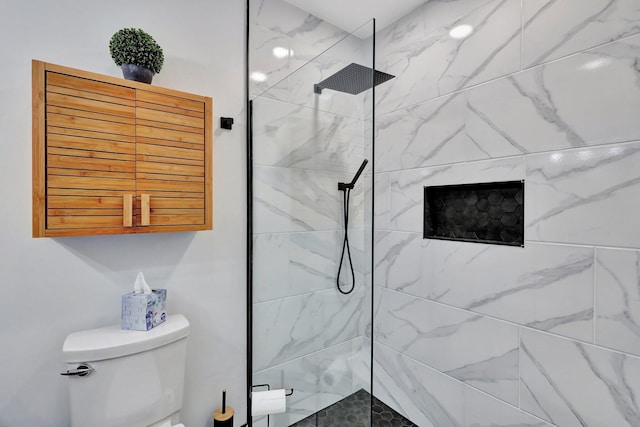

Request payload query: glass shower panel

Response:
[251,20,374,427]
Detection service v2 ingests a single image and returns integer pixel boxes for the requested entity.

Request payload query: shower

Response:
[313,63,395,95]
[336,159,368,295]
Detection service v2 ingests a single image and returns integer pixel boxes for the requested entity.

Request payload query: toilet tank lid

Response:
[63,314,190,363]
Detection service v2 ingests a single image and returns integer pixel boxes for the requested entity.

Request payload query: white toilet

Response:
[62,314,190,427]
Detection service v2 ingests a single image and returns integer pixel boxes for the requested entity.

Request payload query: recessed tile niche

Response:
[424,181,524,247]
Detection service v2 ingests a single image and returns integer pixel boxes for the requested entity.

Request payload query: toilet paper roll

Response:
[251,389,287,416]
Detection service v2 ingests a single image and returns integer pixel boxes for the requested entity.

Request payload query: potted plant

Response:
[109,28,164,84]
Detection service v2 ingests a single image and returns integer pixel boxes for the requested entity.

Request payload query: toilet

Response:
[62,314,190,427]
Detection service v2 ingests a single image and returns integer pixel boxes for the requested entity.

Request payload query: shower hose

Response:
[337,187,355,295]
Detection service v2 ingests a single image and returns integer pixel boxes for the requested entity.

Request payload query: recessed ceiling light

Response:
[449,24,473,40]
[272,46,293,59]
[250,71,268,83]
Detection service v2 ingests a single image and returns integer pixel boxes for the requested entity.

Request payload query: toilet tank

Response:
[62,314,190,427]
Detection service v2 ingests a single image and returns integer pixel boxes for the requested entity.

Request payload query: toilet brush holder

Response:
[213,389,234,427]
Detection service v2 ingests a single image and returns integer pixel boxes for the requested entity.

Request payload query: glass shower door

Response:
[250,19,375,427]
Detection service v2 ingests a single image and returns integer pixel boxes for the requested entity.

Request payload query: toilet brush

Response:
[213,389,234,426]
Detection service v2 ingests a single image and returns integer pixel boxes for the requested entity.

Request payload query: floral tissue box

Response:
[121,289,167,331]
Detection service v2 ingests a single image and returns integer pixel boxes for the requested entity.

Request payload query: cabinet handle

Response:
[141,194,150,226]
[123,194,133,227]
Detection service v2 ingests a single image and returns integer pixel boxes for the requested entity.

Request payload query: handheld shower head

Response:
[338,159,368,191]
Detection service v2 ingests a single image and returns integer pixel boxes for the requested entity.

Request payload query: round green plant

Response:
[109,28,164,74]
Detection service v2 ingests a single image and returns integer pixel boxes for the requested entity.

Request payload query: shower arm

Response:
[338,159,368,191]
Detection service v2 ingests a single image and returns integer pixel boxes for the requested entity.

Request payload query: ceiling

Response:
[284,0,428,37]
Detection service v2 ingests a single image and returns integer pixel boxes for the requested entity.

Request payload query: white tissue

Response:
[251,389,286,416]
[134,272,152,295]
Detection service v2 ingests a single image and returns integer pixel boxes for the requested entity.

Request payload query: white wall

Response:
[0,1,247,426]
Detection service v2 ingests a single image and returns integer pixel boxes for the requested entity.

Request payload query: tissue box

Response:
[121,289,167,331]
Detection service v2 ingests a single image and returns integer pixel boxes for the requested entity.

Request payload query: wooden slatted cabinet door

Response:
[44,72,137,236]
[135,89,211,232]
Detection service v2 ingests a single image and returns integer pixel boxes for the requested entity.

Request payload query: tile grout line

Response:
[373,138,640,175]
[376,285,640,361]
[374,340,554,426]
[376,31,640,117]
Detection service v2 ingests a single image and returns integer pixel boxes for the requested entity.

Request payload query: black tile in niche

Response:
[424,181,524,246]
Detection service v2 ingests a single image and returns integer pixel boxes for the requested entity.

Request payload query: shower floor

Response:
[291,389,417,427]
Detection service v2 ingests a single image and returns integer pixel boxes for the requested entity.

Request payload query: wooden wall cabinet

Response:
[32,60,213,237]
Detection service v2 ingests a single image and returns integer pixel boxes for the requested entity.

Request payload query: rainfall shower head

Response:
[314,63,395,95]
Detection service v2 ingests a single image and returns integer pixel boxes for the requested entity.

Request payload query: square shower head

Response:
[314,63,395,95]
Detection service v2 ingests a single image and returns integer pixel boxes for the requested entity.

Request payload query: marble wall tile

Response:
[596,248,640,356]
[525,141,640,247]
[376,0,521,115]
[421,0,496,36]
[250,0,348,52]
[254,166,351,233]
[374,343,464,427]
[376,92,469,172]
[253,338,363,427]
[249,25,293,99]
[288,52,368,119]
[389,157,524,232]
[374,231,422,290]
[416,240,594,341]
[463,386,550,427]
[520,328,640,426]
[254,233,291,302]
[253,287,362,371]
[252,97,365,173]
[466,35,640,159]
[253,230,365,303]
[374,173,391,230]
[375,287,519,404]
[523,0,640,68]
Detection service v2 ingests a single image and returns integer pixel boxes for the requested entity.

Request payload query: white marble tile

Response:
[314,339,364,410]
[251,0,348,52]
[467,35,640,159]
[373,173,391,231]
[252,97,365,173]
[375,2,426,52]
[254,233,291,302]
[421,0,496,36]
[374,343,464,427]
[464,386,549,427]
[376,0,521,115]
[288,53,368,120]
[525,141,640,247]
[523,0,640,68]
[596,248,640,357]
[252,338,363,427]
[290,230,342,295]
[520,328,640,426]
[405,240,594,341]
[389,157,524,232]
[253,287,362,371]
[254,233,366,303]
[359,337,372,393]
[254,166,345,233]
[374,231,423,290]
[375,287,519,404]
[376,92,469,172]
[249,25,294,99]
[253,351,320,426]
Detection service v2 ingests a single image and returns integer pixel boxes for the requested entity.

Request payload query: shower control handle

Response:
[60,363,93,377]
